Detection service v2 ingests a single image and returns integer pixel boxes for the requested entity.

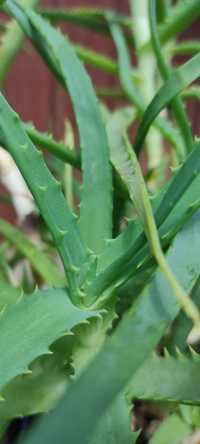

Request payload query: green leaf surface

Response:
[0,93,88,301]
[25,123,81,169]
[38,7,131,37]
[172,41,200,56]
[6,0,113,254]
[155,142,200,230]
[0,348,68,420]
[17,212,200,444]
[149,0,193,155]
[134,53,200,155]
[128,351,200,406]
[0,219,65,286]
[0,287,98,392]
[90,395,138,444]
[149,414,190,444]
[107,16,184,158]
[90,129,200,301]
[0,281,22,309]
[159,0,200,45]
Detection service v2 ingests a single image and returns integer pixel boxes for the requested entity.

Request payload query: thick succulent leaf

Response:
[173,41,200,56]
[0,301,115,425]
[6,0,113,254]
[155,141,200,229]
[182,86,200,101]
[0,281,22,309]
[0,322,82,424]
[104,104,154,246]
[90,395,138,444]
[90,131,200,302]
[149,414,191,444]
[107,136,200,273]
[69,299,117,376]
[0,219,66,287]
[149,0,193,155]
[17,213,200,444]
[104,134,200,286]
[25,123,81,169]
[134,53,200,154]
[107,16,184,158]
[39,7,130,35]
[0,287,98,392]
[159,0,200,45]
[94,134,200,295]
[0,349,68,420]
[104,108,199,323]
[127,351,200,405]
[0,93,88,302]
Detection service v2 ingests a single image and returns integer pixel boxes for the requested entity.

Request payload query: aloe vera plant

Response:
[0,0,200,442]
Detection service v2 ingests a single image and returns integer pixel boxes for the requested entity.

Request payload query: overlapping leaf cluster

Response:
[0,0,199,442]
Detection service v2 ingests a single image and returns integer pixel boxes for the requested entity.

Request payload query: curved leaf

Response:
[107,15,184,158]
[134,53,200,154]
[0,92,88,302]
[0,219,65,287]
[17,212,200,444]
[149,414,190,444]
[159,0,200,45]
[90,395,138,444]
[0,287,98,392]
[5,0,113,254]
[128,352,200,406]
[149,0,193,154]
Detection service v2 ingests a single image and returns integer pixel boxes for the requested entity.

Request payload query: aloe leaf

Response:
[91,140,200,296]
[0,352,68,420]
[0,93,88,302]
[159,0,200,45]
[90,395,138,444]
[127,351,200,405]
[0,301,109,423]
[0,287,98,392]
[38,7,131,36]
[5,0,113,254]
[25,123,81,169]
[155,141,200,229]
[134,52,200,155]
[37,7,134,49]
[149,414,190,444]
[149,0,193,154]
[39,2,200,49]
[91,108,200,320]
[109,121,199,324]
[182,86,200,102]
[0,332,73,421]
[17,212,200,444]
[107,15,184,158]
[0,219,66,287]
[0,281,22,309]
[74,43,122,76]
[172,41,200,56]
